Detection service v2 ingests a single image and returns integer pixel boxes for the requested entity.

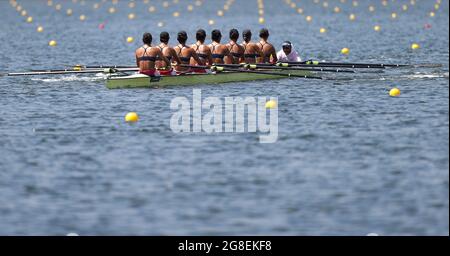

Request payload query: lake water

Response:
[0,0,448,235]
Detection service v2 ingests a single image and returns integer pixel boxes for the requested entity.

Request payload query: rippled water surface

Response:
[0,0,449,235]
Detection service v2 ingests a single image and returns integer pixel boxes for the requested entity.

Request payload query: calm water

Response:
[0,0,448,235]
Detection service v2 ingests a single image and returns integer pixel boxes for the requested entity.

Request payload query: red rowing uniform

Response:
[140,69,160,76]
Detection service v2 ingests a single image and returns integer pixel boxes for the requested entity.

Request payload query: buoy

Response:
[374,25,381,32]
[79,14,86,21]
[109,7,116,13]
[320,27,327,33]
[391,12,397,19]
[217,10,224,16]
[258,17,265,24]
[173,11,180,17]
[26,16,33,23]
[208,19,215,25]
[305,15,312,22]
[128,13,136,19]
[349,13,356,21]
[389,88,401,97]
[125,112,139,122]
[126,36,134,43]
[265,100,277,109]
[429,12,435,17]
[49,40,57,47]
[411,43,420,50]
[157,21,164,27]
[341,47,350,55]
[37,26,44,32]
[66,9,73,16]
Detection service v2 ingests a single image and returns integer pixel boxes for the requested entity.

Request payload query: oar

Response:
[5,67,138,76]
[283,61,443,69]
[240,64,355,73]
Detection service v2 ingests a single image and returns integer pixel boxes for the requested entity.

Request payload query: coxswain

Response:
[156,31,181,75]
[173,31,203,72]
[208,29,232,64]
[190,29,213,68]
[226,29,245,64]
[135,32,170,76]
[258,28,277,63]
[241,29,264,64]
[276,41,301,62]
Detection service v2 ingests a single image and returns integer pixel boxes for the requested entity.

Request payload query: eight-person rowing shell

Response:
[136,29,303,76]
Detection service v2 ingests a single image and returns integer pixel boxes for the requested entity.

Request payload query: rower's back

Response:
[135,33,160,72]
[257,28,278,63]
[209,30,231,64]
[241,30,263,64]
[190,29,213,66]
[227,29,245,64]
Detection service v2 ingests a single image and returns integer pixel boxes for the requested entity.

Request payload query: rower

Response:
[276,41,301,62]
[226,29,245,64]
[258,28,278,63]
[190,29,213,67]
[135,32,170,76]
[173,31,203,72]
[208,29,232,64]
[156,31,181,75]
[241,29,264,64]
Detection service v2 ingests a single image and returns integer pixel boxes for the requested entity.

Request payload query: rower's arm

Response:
[191,50,204,66]
[157,49,170,67]
[224,47,233,65]
[255,44,264,63]
[135,51,139,67]
[270,46,278,63]
[206,48,214,66]
[170,48,182,66]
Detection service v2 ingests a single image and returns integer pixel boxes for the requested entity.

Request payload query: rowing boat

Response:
[105,69,313,89]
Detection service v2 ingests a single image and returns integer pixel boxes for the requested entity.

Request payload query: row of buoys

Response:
[339,43,420,55]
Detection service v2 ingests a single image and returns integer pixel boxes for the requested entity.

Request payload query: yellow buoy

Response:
[128,13,136,19]
[305,15,312,22]
[37,26,44,32]
[320,27,327,33]
[389,88,401,97]
[411,43,420,50]
[108,7,116,14]
[265,100,277,109]
[258,17,265,24]
[429,11,435,17]
[49,40,57,47]
[208,19,215,25]
[26,16,33,23]
[66,9,73,16]
[125,112,139,122]
[79,14,86,21]
[374,25,381,32]
[126,36,134,43]
[341,47,350,55]
[349,13,356,21]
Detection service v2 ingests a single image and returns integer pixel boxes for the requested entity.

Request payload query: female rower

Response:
[258,28,278,63]
[135,32,170,76]
[227,29,245,64]
[190,29,213,68]
[241,29,264,64]
[156,31,181,75]
[173,31,203,73]
[209,29,232,64]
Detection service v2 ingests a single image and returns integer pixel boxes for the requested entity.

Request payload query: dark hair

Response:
[196,29,206,42]
[160,31,170,43]
[259,28,269,39]
[229,29,239,41]
[211,29,222,42]
[243,29,252,42]
[177,31,188,44]
[143,32,152,44]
